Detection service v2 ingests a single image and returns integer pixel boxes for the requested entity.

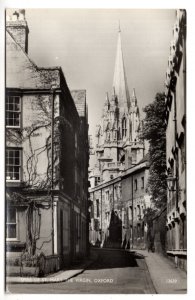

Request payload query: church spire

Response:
[112,25,130,111]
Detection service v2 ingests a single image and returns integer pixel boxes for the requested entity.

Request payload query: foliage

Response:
[20,252,39,267]
[141,93,167,209]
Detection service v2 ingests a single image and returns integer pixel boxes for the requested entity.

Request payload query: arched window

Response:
[122,118,127,138]
[129,121,132,140]
[118,128,120,140]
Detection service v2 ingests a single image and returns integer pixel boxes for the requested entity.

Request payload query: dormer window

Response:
[6,96,21,128]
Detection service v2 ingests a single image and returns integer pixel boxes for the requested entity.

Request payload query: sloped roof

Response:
[71,90,86,117]
[6,30,61,89]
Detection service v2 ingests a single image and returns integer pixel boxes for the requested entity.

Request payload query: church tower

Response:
[90,26,144,186]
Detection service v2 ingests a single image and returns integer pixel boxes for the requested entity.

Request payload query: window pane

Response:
[13,167,19,179]
[15,157,19,165]
[9,150,14,158]
[7,166,13,172]
[14,97,20,104]
[9,103,13,111]
[14,117,20,126]
[8,157,14,165]
[6,224,16,238]
[15,103,20,111]
[6,151,9,162]
[6,114,13,126]
[6,174,11,180]
[8,97,14,105]
[7,208,16,223]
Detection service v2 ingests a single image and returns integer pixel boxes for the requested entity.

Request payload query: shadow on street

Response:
[86,248,141,270]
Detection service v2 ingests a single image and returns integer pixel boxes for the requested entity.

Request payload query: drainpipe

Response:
[131,175,134,249]
[112,184,114,210]
[51,88,55,255]
[101,188,102,244]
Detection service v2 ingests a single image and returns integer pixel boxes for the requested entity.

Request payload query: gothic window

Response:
[122,118,127,138]
[134,179,138,191]
[118,128,121,140]
[96,199,100,217]
[129,121,132,140]
[141,176,144,189]
[120,155,125,163]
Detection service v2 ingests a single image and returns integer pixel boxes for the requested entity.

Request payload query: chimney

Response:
[6,9,29,53]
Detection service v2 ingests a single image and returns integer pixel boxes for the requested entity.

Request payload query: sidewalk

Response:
[135,250,187,294]
[6,252,98,284]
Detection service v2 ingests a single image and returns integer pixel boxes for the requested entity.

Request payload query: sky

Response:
[24,9,176,140]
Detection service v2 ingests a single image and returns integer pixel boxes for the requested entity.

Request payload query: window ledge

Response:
[6,126,21,129]
[6,181,23,188]
[6,180,20,182]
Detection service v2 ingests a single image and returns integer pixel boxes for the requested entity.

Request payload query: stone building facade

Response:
[121,155,151,249]
[89,27,150,249]
[164,10,186,270]
[6,9,89,275]
[89,155,150,249]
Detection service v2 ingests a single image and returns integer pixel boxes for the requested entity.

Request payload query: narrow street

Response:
[7,249,156,294]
